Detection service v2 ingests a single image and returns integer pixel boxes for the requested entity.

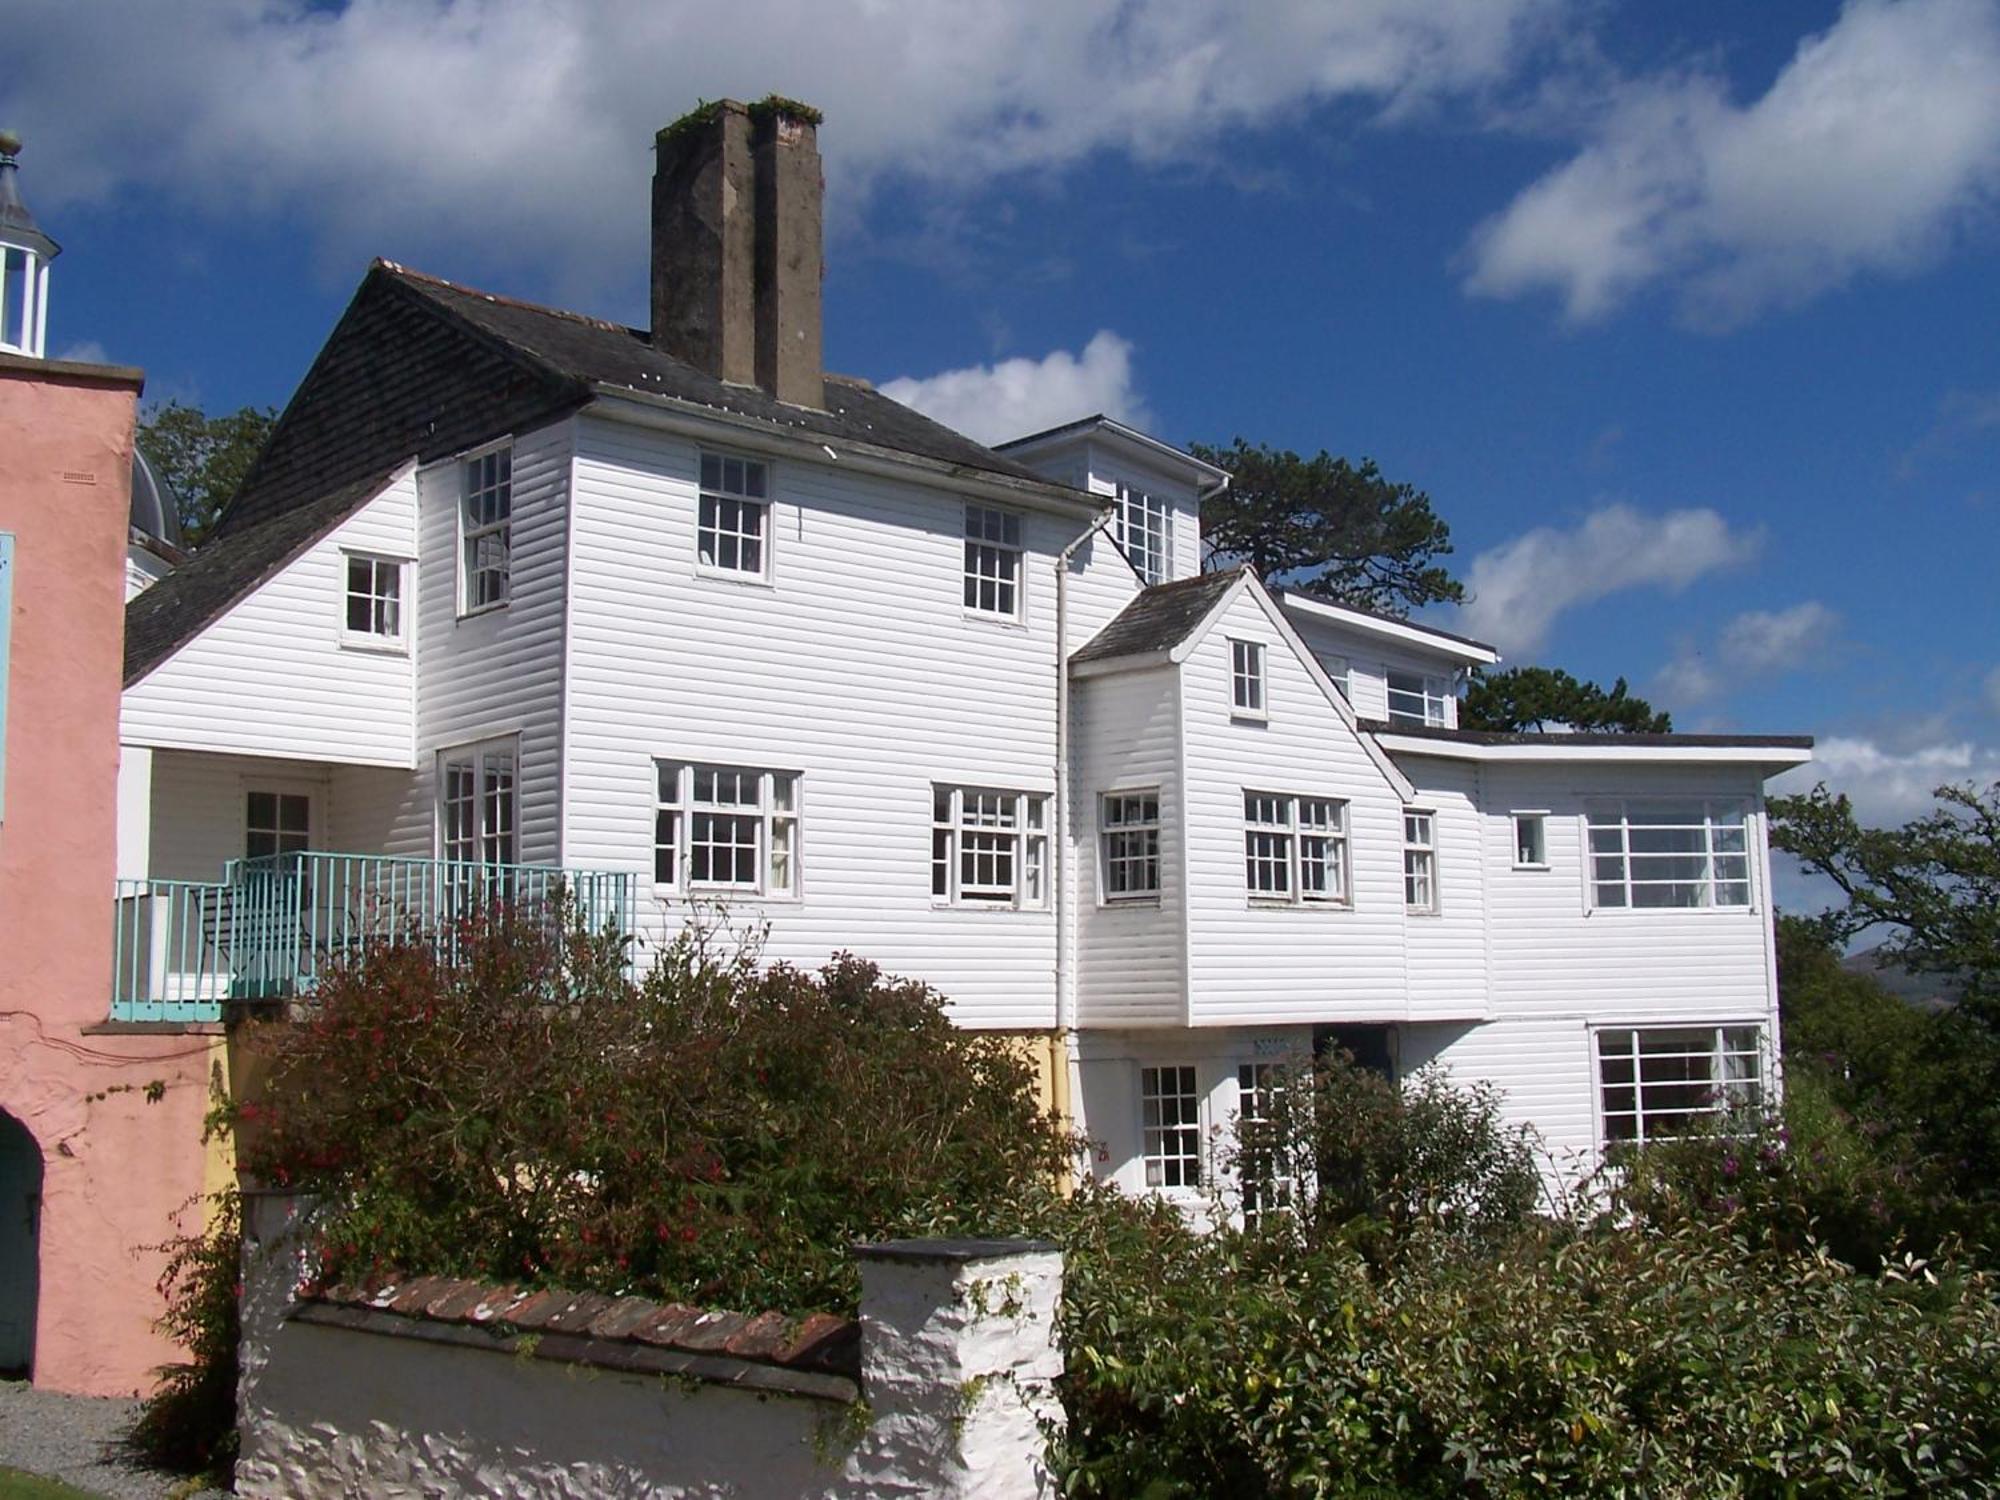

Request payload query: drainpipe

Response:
[1054,508,1115,1135]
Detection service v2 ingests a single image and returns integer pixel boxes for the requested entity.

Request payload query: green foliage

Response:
[233,910,1072,1314]
[135,399,277,545]
[1057,1060,2000,1497]
[1461,666,1671,734]
[1773,780,1999,1024]
[128,1193,240,1482]
[1192,438,1462,616]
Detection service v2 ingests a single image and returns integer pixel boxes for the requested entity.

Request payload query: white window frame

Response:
[341,551,409,651]
[1236,1062,1295,1227]
[459,444,512,616]
[653,762,799,897]
[963,504,1024,620]
[1230,639,1267,719]
[1244,791,1348,907]
[1403,810,1437,913]
[1595,1024,1768,1148]
[1320,653,1351,702]
[1099,789,1161,903]
[696,450,772,581]
[1585,801,1753,912]
[1141,1064,1202,1192]
[438,737,518,866]
[1512,811,1549,870]
[1385,670,1451,727]
[931,784,1047,908]
[1114,481,1172,586]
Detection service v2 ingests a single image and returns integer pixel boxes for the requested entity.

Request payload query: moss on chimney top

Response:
[748,95,823,128]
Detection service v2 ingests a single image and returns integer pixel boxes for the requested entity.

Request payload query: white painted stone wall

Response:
[237,1195,1064,1500]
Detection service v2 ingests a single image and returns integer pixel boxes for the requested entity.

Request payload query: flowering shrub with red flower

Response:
[232,906,1073,1313]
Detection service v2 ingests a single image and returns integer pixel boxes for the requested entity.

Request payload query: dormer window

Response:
[1115,482,1171,585]
[1386,670,1450,727]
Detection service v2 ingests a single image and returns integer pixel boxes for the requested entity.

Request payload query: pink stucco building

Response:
[0,350,216,1393]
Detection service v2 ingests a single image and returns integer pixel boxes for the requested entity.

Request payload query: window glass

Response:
[1231,639,1265,714]
[1403,810,1436,912]
[344,555,403,640]
[1385,670,1449,726]
[461,448,512,612]
[1245,792,1347,905]
[1237,1063,1294,1226]
[1141,1065,1201,1190]
[1598,1026,1765,1145]
[697,453,771,576]
[1513,813,1547,868]
[1115,483,1171,585]
[931,784,1047,907]
[1587,803,1751,909]
[439,739,517,865]
[655,762,799,895]
[245,791,310,860]
[1101,791,1161,899]
[963,505,1023,617]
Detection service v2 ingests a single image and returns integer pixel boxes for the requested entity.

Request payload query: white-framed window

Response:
[1596,1025,1766,1146]
[1512,812,1548,869]
[1100,790,1161,901]
[342,553,406,646]
[1115,482,1172,585]
[1230,639,1266,717]
[697,451,771,578]
[963,504,1023,619]
[1236,1062,1294,1227]
[1245,792,1348,905]
[1320,653,1351,702]
[1587,802,1751,910]
[1386,670,1450,727]
[654,762,798,896]
[439,739,517,865]
[1141,1064,1201,1191]
[1403,810,1437,912]
[245,790,311,861]
[932,785,1047,907]
[460,446,512,614]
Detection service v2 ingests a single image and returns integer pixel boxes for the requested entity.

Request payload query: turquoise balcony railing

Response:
[111,852,636,1023]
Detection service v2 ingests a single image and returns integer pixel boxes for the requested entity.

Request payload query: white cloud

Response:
[1452,502,1763,655]
[52,339,108,365]
[1772,733,2000,827]
[0,0,1568,298]
[1657,600,1841,703]
[879,331,1151,447]
[1465,0,2000,325]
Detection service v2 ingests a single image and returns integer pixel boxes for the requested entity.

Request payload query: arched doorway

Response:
[0,1111,41,1377]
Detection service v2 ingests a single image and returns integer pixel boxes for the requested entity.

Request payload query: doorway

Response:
[0,1111,41,1377]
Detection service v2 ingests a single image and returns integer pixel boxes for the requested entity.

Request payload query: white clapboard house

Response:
[114,100,1810,1200]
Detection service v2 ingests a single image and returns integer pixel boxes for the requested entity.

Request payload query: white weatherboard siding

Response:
[560,411,1112,1029]
[1178,591,1422,1026]
[1285,612,1464,728]
[1401,758,1487,1021]
[1072,666,1183,1027]
[121,472,420,767]
[1402,1017,1602,1192]
[413,421,572,867]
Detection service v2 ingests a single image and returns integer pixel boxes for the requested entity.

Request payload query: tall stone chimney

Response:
[652,98,824,409]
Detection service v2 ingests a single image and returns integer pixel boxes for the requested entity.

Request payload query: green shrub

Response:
[233,908,1073,1313]
[128,1192,240,1482]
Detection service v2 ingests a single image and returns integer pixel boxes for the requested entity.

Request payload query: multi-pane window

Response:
[461,447,512,612]
[1513,812,1548,869]
[1244,792,1347,905]
[698,452,770,577]
[1587,803,1751,910]
[963,504,1023,618]
[1403,811,1437,912]
[1100,791,1161,900]
[440,740,517,865]
[1386,670,1450,727]
[654,763,798,895]
[1141,1065,1201,1191]
[1236,1063,1294,1226]
[931,785,1047,907]
[1115,482,1172,585]
[1231,639,1266,716]
[1597,1026,1766,1146]
[343,554,404,642]
[245,792,310,860]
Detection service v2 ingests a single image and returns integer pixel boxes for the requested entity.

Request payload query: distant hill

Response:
[1841,946,1964,1013]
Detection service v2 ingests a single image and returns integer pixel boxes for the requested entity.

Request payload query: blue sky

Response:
[9,0,1999,836]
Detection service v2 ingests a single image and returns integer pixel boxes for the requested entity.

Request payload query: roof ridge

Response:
[376,259,640,337]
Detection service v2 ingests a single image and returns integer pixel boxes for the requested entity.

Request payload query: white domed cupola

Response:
[0,130,58,359]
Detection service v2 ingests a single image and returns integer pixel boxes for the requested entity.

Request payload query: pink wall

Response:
[0,356,215,1396]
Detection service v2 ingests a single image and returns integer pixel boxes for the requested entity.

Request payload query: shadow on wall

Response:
[0,1111,41,1377]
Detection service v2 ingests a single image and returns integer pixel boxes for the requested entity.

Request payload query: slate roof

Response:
[126,260,1069,685]
[1071,567,1249,665]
